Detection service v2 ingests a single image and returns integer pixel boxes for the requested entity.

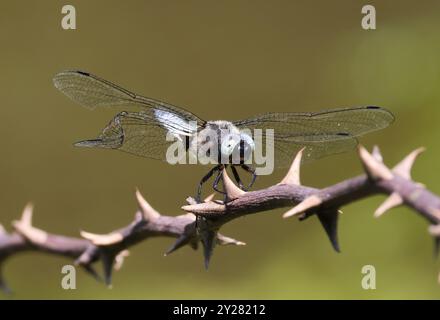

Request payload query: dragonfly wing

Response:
[262,133,359,167]
[53,70,205,126]
[234,106,394,167]
[54,70,206,161]
[75,111,192,161]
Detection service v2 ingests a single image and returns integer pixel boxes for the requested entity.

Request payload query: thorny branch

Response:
[1,145,440,293]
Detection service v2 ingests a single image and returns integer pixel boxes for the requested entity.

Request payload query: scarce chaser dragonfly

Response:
[53,71,394,201]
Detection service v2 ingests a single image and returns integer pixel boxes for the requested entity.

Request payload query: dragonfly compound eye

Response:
[220,134,240,158]
[230,133,254,164]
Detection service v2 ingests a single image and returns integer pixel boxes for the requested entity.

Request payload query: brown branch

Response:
[0,145,439,293]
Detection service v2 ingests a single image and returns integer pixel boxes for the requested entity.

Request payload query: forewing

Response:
[234,106,394,167]
[53,70,205,128]
[262,133,359,167]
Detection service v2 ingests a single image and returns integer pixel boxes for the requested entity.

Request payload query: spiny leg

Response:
[195,164,222,232]
[240,164,257,191]
[214,165,233,203]
[195,164,224,233]
[196,164,222,203]
[231,166,244,189]
[212,165,226,194]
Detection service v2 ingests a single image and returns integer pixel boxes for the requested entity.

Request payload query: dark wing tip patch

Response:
[369,106,395,123]
[76,70,90,76]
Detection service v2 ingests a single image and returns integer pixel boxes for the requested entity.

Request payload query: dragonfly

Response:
[53,70,394,202]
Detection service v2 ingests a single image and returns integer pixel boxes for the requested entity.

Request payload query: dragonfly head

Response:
[221,132,255,164]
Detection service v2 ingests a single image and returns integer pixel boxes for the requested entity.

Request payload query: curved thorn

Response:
[13,204,48,244]
[374,192,403,218]
[283,195,322,218]
[317,210,340,253]
[201,230,217,270]
[20,203,34,228]
[222,168,246,201]
[164,233,193,256]
[371,145,383,163]
[204,193,216,203]
[217,233,246,246]
[80,230,123,246]
[135,189,160,221]
[358,145,393,181]
[114,250,130,271]
[101,252,115,288]
[392,147,426,180]
[279,148,304,186]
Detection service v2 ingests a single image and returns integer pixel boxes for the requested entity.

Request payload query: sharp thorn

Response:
[19,203,34,228]
[371,145,383,163]
[317,210,340,253]
[392,147,426,180]
[279,148,304,185]
[101,252,115,288]
[200,230,217,270]
[80,230,123,246]
[204,193,216,203]
[374,192,403,217]
[135,189,161,221]
[114,250,130,271]
[358,145,393,181]
[283,195,322,218]
[81,264,103,283]
[222,168,246,201]
[217,233,246,246]
[164,234,192,256]
[13,204,48,245]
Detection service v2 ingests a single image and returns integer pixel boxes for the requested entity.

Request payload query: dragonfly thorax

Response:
[189,120,255,165]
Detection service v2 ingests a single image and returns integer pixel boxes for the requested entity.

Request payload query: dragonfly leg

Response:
[240,164,257,191]
[231,166,245,189]
[194,165,225,231]
[212,165,226,194]
[196,165,221,203]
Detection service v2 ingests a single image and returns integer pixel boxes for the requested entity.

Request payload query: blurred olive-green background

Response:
[1,0,440,299]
